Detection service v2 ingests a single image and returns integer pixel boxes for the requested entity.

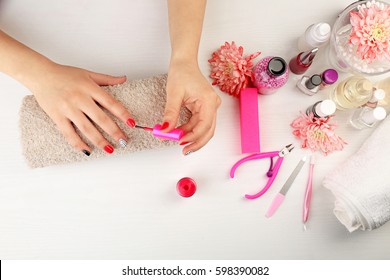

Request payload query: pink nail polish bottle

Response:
[152,124,184,141]
[253,56,289,95]
[135,124,184,141]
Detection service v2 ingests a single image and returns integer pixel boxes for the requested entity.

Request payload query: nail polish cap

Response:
[372,106,387,121]
[152,124,184,141]
[311,23,331,43]
[176,177,197,198]
[321,69,338,85]
[300,48,318,65]
[371,88,386,102]
[318,99,336,117]
[305,74,322,89]
[267,57,287,76]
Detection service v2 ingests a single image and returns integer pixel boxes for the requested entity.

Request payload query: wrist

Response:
[17,56,57,92]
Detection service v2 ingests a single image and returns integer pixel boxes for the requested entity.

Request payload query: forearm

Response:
[167,0,206,65]
[0,30,54,91]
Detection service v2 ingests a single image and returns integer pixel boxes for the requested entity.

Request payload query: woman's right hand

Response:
[31,63,135,156]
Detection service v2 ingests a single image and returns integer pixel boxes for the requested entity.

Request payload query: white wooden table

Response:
[0,0,389,259]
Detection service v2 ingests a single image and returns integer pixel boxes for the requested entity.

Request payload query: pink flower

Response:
[208,41,260,97]
[349,2,390,63]
[291,112,347,156]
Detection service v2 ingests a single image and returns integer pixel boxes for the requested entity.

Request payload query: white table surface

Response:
[0,0,389,260]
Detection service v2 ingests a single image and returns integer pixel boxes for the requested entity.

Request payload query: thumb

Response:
[162,90,183,132]
[88,71,127,86]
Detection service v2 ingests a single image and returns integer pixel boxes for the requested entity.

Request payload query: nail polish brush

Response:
[135,124,184,141]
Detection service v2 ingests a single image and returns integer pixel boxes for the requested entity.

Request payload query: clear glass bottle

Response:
[330,75,373,110]
[350,106,387,129]
[375,76,390,112]
[306,99,336,118]
[365,88,385,108]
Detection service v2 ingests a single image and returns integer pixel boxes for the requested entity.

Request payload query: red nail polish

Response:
[161,122,169,130]
[104,145,114,154]
[126,118,136,128]
[289,48,318,75]
[180,142,189,146]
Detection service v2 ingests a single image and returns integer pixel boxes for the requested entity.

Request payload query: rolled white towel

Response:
[323,117,390,232]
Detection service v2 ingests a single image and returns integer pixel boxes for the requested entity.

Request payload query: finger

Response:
[161,89,183,132]
[177,113,198,134]
[71,111,115,154]
[88,71,127,86]
[182,115,216,155]
[179,106,215,144]
[55,117,92,156]
[82,101,128,148]
[91,86,136,128]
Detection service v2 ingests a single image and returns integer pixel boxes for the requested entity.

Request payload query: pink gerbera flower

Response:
[208,41,260,97]
[349,2,390,63]
[291,112,347,156]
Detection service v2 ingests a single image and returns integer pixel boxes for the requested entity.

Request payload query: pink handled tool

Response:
[303,155,315,224]
[230,144,294,199]
[266,156,307,218]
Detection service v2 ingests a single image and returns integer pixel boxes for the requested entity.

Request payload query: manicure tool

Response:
[265,156,307,218]
[230,144,295,199]
[303,155,315,224]
[135,124,184,141]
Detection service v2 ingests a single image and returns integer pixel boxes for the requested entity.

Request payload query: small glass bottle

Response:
[350,106,387,129]
[289,48,318,75]
[306,99,336,118]
[297,74,322,96]
[320,69,338,89]
[375,76,390,113]
[364,88,386,108]
[298,22,331,51]
[253,56,289,95]
[330,75,374,110]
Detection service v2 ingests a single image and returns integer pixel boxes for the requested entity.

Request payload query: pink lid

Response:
[176,177,197,198]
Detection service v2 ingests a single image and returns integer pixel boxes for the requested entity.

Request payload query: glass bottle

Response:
[350,106,387,129]
[253,56,289,95]
[375,76,390,112]
[330,75,373,110]
[306,100,336,118]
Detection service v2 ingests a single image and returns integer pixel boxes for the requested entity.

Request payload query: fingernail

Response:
[104,145,114,154]
[126,118,136,128]
[82,150,91,156]
[161,121,169,130]
[184,150,193,156]
[180,142,189,146]
[119,138,127,148]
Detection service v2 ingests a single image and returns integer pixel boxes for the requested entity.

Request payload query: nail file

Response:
[239,88,260,153]
[265,156,307,218]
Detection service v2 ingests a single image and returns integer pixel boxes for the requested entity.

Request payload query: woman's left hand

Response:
[163,60,221,155]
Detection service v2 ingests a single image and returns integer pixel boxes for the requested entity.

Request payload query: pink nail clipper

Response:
[230,144,295,199]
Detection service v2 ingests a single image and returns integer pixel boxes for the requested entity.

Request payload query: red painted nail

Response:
[126,118,136,128]
[180,142,189,146]
[104,145,114,154]
[161,121,170,130]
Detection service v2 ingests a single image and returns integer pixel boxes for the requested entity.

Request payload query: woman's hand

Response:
[163,60,221,155]
[32,63,135,155]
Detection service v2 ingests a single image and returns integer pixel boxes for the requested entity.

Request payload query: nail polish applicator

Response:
[135,124,184,141]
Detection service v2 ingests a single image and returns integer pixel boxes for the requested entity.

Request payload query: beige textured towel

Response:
[19,74,191,168]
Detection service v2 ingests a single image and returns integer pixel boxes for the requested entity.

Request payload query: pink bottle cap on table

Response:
[152,124,184,141]
[176,177,197,197]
